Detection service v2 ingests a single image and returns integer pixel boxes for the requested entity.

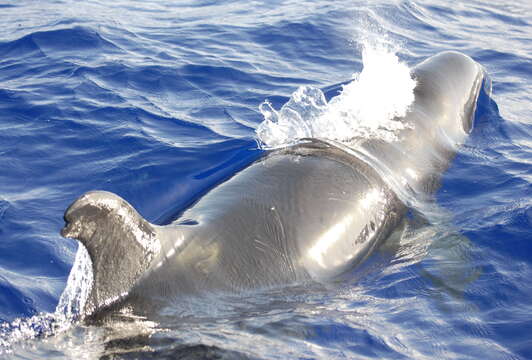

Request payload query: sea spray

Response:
[55,244,93,320]
[0,246,93,354]
[255,41,417,148]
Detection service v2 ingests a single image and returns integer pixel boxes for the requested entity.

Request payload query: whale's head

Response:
[61,191,160,318]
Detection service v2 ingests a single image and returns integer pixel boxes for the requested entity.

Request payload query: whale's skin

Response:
[61,51,484,319]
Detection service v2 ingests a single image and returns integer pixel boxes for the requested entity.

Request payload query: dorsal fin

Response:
[61,191,160,317]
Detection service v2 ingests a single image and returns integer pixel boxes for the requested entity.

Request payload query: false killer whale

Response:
[61,51,485,319]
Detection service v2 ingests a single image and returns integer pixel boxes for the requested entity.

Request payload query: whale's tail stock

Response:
[61,191,160,317]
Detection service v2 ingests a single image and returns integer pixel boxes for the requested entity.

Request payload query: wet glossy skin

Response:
[134,141,404,301]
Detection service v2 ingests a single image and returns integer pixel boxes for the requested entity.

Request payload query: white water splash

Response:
[0,246,92,354]
[256,41,417,148]
[55,244,93,320]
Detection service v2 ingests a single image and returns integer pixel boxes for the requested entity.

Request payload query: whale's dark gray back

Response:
[136,140,404,296]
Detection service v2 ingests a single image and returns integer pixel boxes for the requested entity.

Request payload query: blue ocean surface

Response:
[0,0,531,358]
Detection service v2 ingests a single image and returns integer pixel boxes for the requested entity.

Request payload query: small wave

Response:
[0,200,9,220]
[255,39,416,149]
[0,26,120,60]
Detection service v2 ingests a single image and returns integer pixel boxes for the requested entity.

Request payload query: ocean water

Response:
[0,0,531,358]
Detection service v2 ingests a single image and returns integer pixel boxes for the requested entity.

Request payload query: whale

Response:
[61,51,485,320]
